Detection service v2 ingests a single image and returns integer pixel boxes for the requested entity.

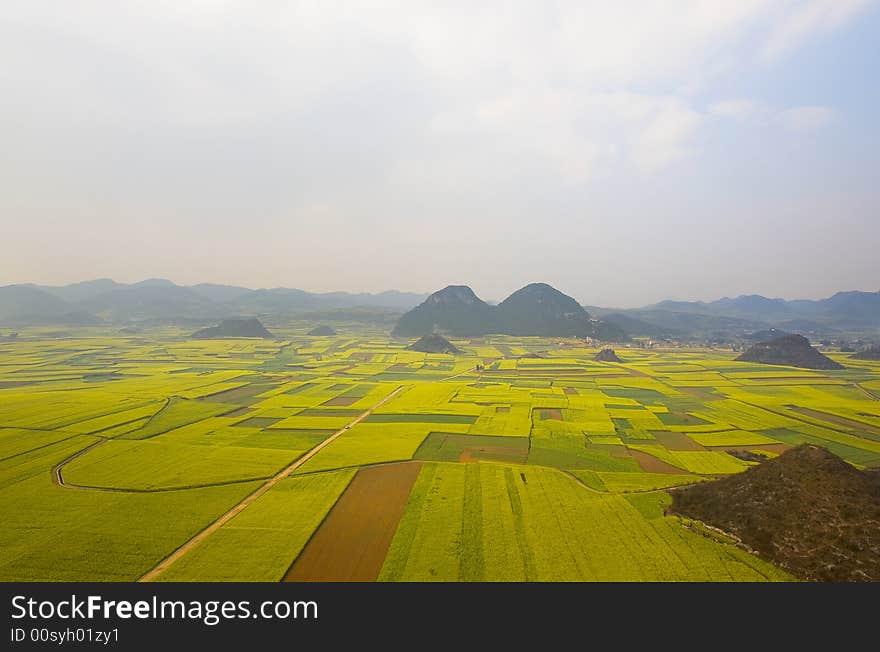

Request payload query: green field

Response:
[379,463,790,581]
[159,469,356,581]
[1,326,877,581]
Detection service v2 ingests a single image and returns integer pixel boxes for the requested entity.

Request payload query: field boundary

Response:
[282,460,423,581]
[56,474,267,494]
[51,431,275,494]
[0,431,86,463]
[855,382,880,402]
[51,437,108,487]
[275,469,360,580]
[138,384,406,582]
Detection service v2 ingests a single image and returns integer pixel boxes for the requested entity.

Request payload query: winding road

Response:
[51,437,109,489]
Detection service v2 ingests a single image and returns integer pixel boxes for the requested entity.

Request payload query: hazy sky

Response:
[2,1,878,307]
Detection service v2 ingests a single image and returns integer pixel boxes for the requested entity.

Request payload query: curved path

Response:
[51,431,271,495]
[138,384,405,582]
[51,437,109,489]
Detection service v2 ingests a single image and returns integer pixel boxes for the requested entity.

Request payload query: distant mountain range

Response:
[592,290,880,338]
[646,292,880,329]
[393,283,628,340]
[0,279,427,324]
[1,278,877,339]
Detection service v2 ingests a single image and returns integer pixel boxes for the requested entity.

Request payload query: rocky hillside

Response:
[405,333,461,354]
[495,283,593,337]
[735,334,844,370]
[392,286,496,337]
[670,445,880,581]
[308,325,337,336]
[191,318,274,339]
[594,348,623,362]
[394,283,627,340]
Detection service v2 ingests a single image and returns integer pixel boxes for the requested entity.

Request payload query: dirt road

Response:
[51,438,109,489]
[138,384,405,582]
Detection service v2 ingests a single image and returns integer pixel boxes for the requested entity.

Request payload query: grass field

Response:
[1,326,876,581]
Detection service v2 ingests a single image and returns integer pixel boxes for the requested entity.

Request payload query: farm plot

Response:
[120,397,237,440]
[293,423,433,474]
[0,435,101,491]
[269,414,353,430]
[160,469,355,581]
[762,427,880,467]
[3,328,878,582]
[627,445,750,474]
[285,462,422,581]
[467,404,532,437]
[0,454,259,581]
[414,432,529,464]
[63,440,299,490]
[380,463,790,581]
[573,470,705,493]
[365,413,477,424]
[688,430,780,447]
[0,428,84,461]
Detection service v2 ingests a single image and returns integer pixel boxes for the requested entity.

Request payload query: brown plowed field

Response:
[283,461,423,582]
[652,430,705,451]
[535,408,563,420]
[786,405,880,436]
[629,449,687,474]
[323,396,359,406]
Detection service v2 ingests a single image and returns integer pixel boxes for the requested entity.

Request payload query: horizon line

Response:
[2,277,878,310]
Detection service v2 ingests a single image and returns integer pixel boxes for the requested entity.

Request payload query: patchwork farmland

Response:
[2,325,879,581]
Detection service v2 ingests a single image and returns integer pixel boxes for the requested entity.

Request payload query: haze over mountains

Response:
[620,292,880,329]
[679,292,880,324]
[0,278,878,340]
[0,279,427,324]
[593,290,880,338]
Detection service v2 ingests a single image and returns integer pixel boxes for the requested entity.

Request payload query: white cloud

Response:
[0,1,873,299]
[761,0,873,61]
[711,99,835,132]
[0,2,865,177]
[631,101,703,170]
[402,1,775,86]
[778,105,835,130]
[709,99,765,121]
[430,90,703,182]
